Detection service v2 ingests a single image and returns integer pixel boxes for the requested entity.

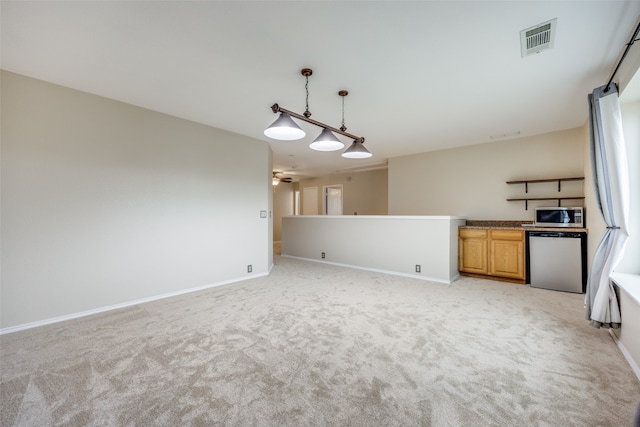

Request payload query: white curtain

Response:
[585,84,630,329]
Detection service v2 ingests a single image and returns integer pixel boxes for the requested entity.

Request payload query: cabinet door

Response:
[459,229,488,274]
[489,230,525,280]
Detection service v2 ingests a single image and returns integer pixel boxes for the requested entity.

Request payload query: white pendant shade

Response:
[264,112,306,140]
[309,128,345,152]
[342,140,372,159]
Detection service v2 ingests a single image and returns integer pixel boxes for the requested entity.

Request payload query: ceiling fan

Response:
[272,171,292,185]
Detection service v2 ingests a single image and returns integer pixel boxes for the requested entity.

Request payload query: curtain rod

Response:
[604,20,640,93]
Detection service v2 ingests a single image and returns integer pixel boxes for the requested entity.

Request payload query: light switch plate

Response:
[260,210,267,218]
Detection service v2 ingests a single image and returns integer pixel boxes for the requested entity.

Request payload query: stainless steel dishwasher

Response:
[527,231,587,293]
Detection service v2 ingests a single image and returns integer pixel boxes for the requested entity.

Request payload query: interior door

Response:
[324,185,343,215]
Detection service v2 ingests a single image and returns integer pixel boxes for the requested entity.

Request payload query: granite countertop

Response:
[460,220,588,233]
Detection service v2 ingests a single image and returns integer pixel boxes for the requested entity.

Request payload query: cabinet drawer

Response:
[459,229,488,239]
[489,229,524,241]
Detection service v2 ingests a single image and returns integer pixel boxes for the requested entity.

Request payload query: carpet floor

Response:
[1,256,639,426]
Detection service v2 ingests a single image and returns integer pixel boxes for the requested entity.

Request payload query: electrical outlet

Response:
[247,265,252,273]
[415,265,421,273]
[321,252,325,259]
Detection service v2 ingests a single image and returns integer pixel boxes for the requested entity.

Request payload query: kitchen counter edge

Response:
[460,225,588,233]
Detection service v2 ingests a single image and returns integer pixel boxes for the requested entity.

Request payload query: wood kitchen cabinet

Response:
[458,229,488,274]
[459,228,525,283]
[488,230,525,281]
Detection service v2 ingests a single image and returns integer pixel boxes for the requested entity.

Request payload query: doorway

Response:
[324,185,343,215]
[294,190,300,215]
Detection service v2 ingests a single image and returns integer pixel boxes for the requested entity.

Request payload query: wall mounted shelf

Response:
[506,177,584,193]
[506,196,585,210]
[506,177,585,210]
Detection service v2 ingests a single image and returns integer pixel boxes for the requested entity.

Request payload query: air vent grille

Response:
[521,18,557,57]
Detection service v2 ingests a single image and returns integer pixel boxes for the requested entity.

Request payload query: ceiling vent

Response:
[520,18,557,57]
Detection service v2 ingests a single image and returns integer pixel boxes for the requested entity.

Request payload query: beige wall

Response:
[1,71,272,330]
[389,128,585,220]
[299,168,388,216]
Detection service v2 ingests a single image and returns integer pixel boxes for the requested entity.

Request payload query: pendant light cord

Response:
[338,90,349,132]
[304,74,311,118]
[340,95,347,132]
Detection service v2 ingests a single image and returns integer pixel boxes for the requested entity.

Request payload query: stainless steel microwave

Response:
[534,207,584,228]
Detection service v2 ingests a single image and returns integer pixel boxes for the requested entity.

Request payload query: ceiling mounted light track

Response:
[264,68,371,159]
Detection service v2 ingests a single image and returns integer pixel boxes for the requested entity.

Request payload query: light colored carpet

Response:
[1,255,639,426]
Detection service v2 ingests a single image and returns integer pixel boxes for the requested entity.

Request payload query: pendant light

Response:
[265,69,313,141]
[265,68,372,159]
[264,112,305,140]
[342,139,372,159]
[309,89,349,152]
[309,128,344,151]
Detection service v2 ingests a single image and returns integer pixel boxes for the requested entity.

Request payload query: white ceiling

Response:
[2,1,639,179]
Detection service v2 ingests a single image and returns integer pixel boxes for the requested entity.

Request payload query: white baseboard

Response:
[0,272,269,336]
[281,255,454,284]
[609,329,640,381]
